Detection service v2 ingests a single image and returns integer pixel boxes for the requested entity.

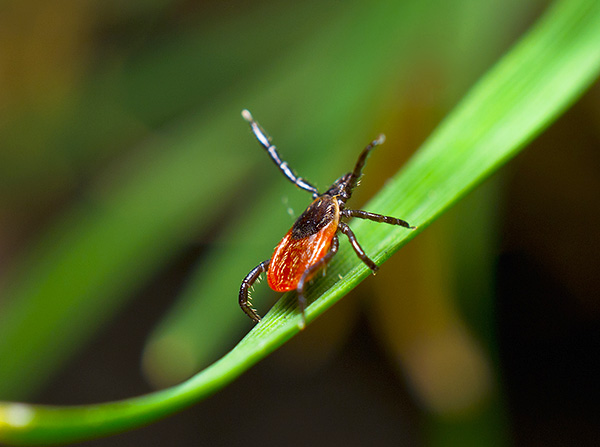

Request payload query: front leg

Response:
[296,235,339,329]
[239,259,270,323]
[341,209,415,229]
[242,110,319,197]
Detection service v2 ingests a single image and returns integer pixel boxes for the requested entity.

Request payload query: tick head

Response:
[324,173,352,203]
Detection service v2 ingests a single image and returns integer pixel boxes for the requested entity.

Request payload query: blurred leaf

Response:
[370,185,506,445]
[0,0,337,198]
[1,0,599,443]
[0,0,364,399]
[0,111,250,399]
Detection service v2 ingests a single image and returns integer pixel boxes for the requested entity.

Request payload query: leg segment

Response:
[296,235,339,328]
[242,110,319,197]
[341,209,415,229]
[239,259,270,323]
[338,222,378,273]
[346,134,386,195]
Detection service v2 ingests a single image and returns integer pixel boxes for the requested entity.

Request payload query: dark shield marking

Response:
[291,196,337,240]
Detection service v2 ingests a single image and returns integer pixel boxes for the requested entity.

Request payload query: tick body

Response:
[239,110,415,328]
[268,196,339,292]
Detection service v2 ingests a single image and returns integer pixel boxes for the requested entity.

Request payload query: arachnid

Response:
[239,110,415,328]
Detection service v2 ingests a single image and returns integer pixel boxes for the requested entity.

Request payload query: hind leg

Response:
[239,259,270,323]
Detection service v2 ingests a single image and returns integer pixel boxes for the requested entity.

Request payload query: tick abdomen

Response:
[267,197,340,291]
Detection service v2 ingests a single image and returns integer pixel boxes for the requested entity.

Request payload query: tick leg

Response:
[296,235,339,329]
[338,221,379,273]
[242,110,319,198]
[346,134,386,196]
[239,259,270,323]
[341,209,415,229]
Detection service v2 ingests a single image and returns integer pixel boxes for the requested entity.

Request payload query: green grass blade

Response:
[1,0,599,444]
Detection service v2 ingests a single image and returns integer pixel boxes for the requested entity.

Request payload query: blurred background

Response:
[0,0,598,446]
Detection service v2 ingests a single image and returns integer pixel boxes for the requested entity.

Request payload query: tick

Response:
[239,110,415,328]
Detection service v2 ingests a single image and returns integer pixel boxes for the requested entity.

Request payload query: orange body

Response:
[267,198,340,292]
